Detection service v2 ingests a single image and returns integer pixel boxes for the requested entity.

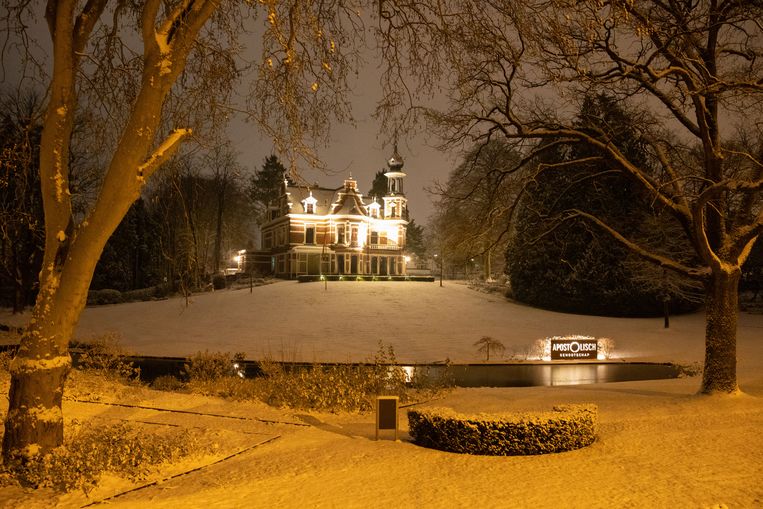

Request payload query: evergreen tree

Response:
[367,170,387,200]
[507,94,700,316]
[405,219,427,259]
[248,155,286,216]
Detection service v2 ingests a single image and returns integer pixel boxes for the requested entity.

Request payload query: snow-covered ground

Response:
[2,280,760,370]
[1,281,762,508]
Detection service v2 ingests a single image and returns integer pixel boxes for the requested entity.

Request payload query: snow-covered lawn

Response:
[2,279,760,370]
[1,281,762,508]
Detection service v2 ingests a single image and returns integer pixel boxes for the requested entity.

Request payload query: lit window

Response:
[303,191,317,214]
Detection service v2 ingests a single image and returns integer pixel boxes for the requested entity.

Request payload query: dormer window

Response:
[303,191,317,214]
[368,199,381,218]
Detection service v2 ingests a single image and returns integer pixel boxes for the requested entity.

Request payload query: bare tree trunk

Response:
[213,177,228,274]
[701,267,740,394]
[3,0,203,462]
[3,237,98,462]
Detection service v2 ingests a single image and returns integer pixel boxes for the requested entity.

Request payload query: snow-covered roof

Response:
[285,178,369,217]
[285,185,341,215]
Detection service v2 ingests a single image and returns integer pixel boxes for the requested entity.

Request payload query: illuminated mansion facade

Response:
[258,148,409,278]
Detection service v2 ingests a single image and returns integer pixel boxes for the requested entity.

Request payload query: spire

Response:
[387,132,404,171]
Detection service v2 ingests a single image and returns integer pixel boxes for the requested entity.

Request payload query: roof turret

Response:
[387,142,404,171]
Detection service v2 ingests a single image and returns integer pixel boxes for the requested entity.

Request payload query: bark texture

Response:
[701,268,740,394]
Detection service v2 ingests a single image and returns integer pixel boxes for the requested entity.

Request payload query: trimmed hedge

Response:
[212,274,226,290]
[407,404,597,455]
[87,286,168,306]
[87,288,123,305]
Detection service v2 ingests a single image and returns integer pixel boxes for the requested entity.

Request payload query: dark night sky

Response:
[2,6,457,224]
[228,58,456,224]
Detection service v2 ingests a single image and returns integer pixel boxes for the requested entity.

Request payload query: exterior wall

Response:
[259,222,408,279]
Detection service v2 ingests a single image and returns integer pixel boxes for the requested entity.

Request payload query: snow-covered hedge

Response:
[407,404,597,455]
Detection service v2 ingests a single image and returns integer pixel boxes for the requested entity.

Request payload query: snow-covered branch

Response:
[72,0,108,56]
[137,128,192,183]
[566,209,710,280]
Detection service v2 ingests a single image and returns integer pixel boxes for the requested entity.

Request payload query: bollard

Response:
[375,396,399,441]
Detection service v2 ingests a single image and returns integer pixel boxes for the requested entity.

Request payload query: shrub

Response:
[253,361,404,412]
[122,287,159,302]
[86,289,123,306]
[182,343,451,413]
[151,375,186,392]
[75,333,140,383]
[183,350,245,382]
[212,274,226,290]
[407,404,597,456]
[598,338,615,359]
[678,362,702,378]
[3,422,206,493]
[251,342,418,412]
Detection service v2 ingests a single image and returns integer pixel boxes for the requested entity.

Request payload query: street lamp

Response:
[434,253,443,287]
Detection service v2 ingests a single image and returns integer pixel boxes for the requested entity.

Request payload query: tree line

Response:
[1,92,427,309]
[428,93,753,318]
[0,88,299,311]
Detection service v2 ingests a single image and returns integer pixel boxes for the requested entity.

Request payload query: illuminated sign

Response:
[550,337,598,360]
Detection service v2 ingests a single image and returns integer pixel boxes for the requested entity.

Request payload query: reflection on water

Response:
[408,363,681,388]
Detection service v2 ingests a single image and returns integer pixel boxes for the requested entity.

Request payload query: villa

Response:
[250,147,410,278]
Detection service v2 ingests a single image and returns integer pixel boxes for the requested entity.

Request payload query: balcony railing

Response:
[367,244,402,250]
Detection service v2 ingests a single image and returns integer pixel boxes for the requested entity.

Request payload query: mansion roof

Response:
[285,179,380,217]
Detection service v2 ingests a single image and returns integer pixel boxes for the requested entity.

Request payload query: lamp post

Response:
[434,253,443,287]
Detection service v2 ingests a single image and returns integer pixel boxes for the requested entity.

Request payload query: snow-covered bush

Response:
[1,422,209,493]
[86,288,123,305]
[86,286,166,305]
[598,337,615,359]
[122,286,162,302]
[182,343,451,412]
[151,374,186,391]
[184,350,245,382]
[74,333,140,383]
[407,404,597,455]
[212,274,226,290]
[526,338,547,360]
[250,343,413,412]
